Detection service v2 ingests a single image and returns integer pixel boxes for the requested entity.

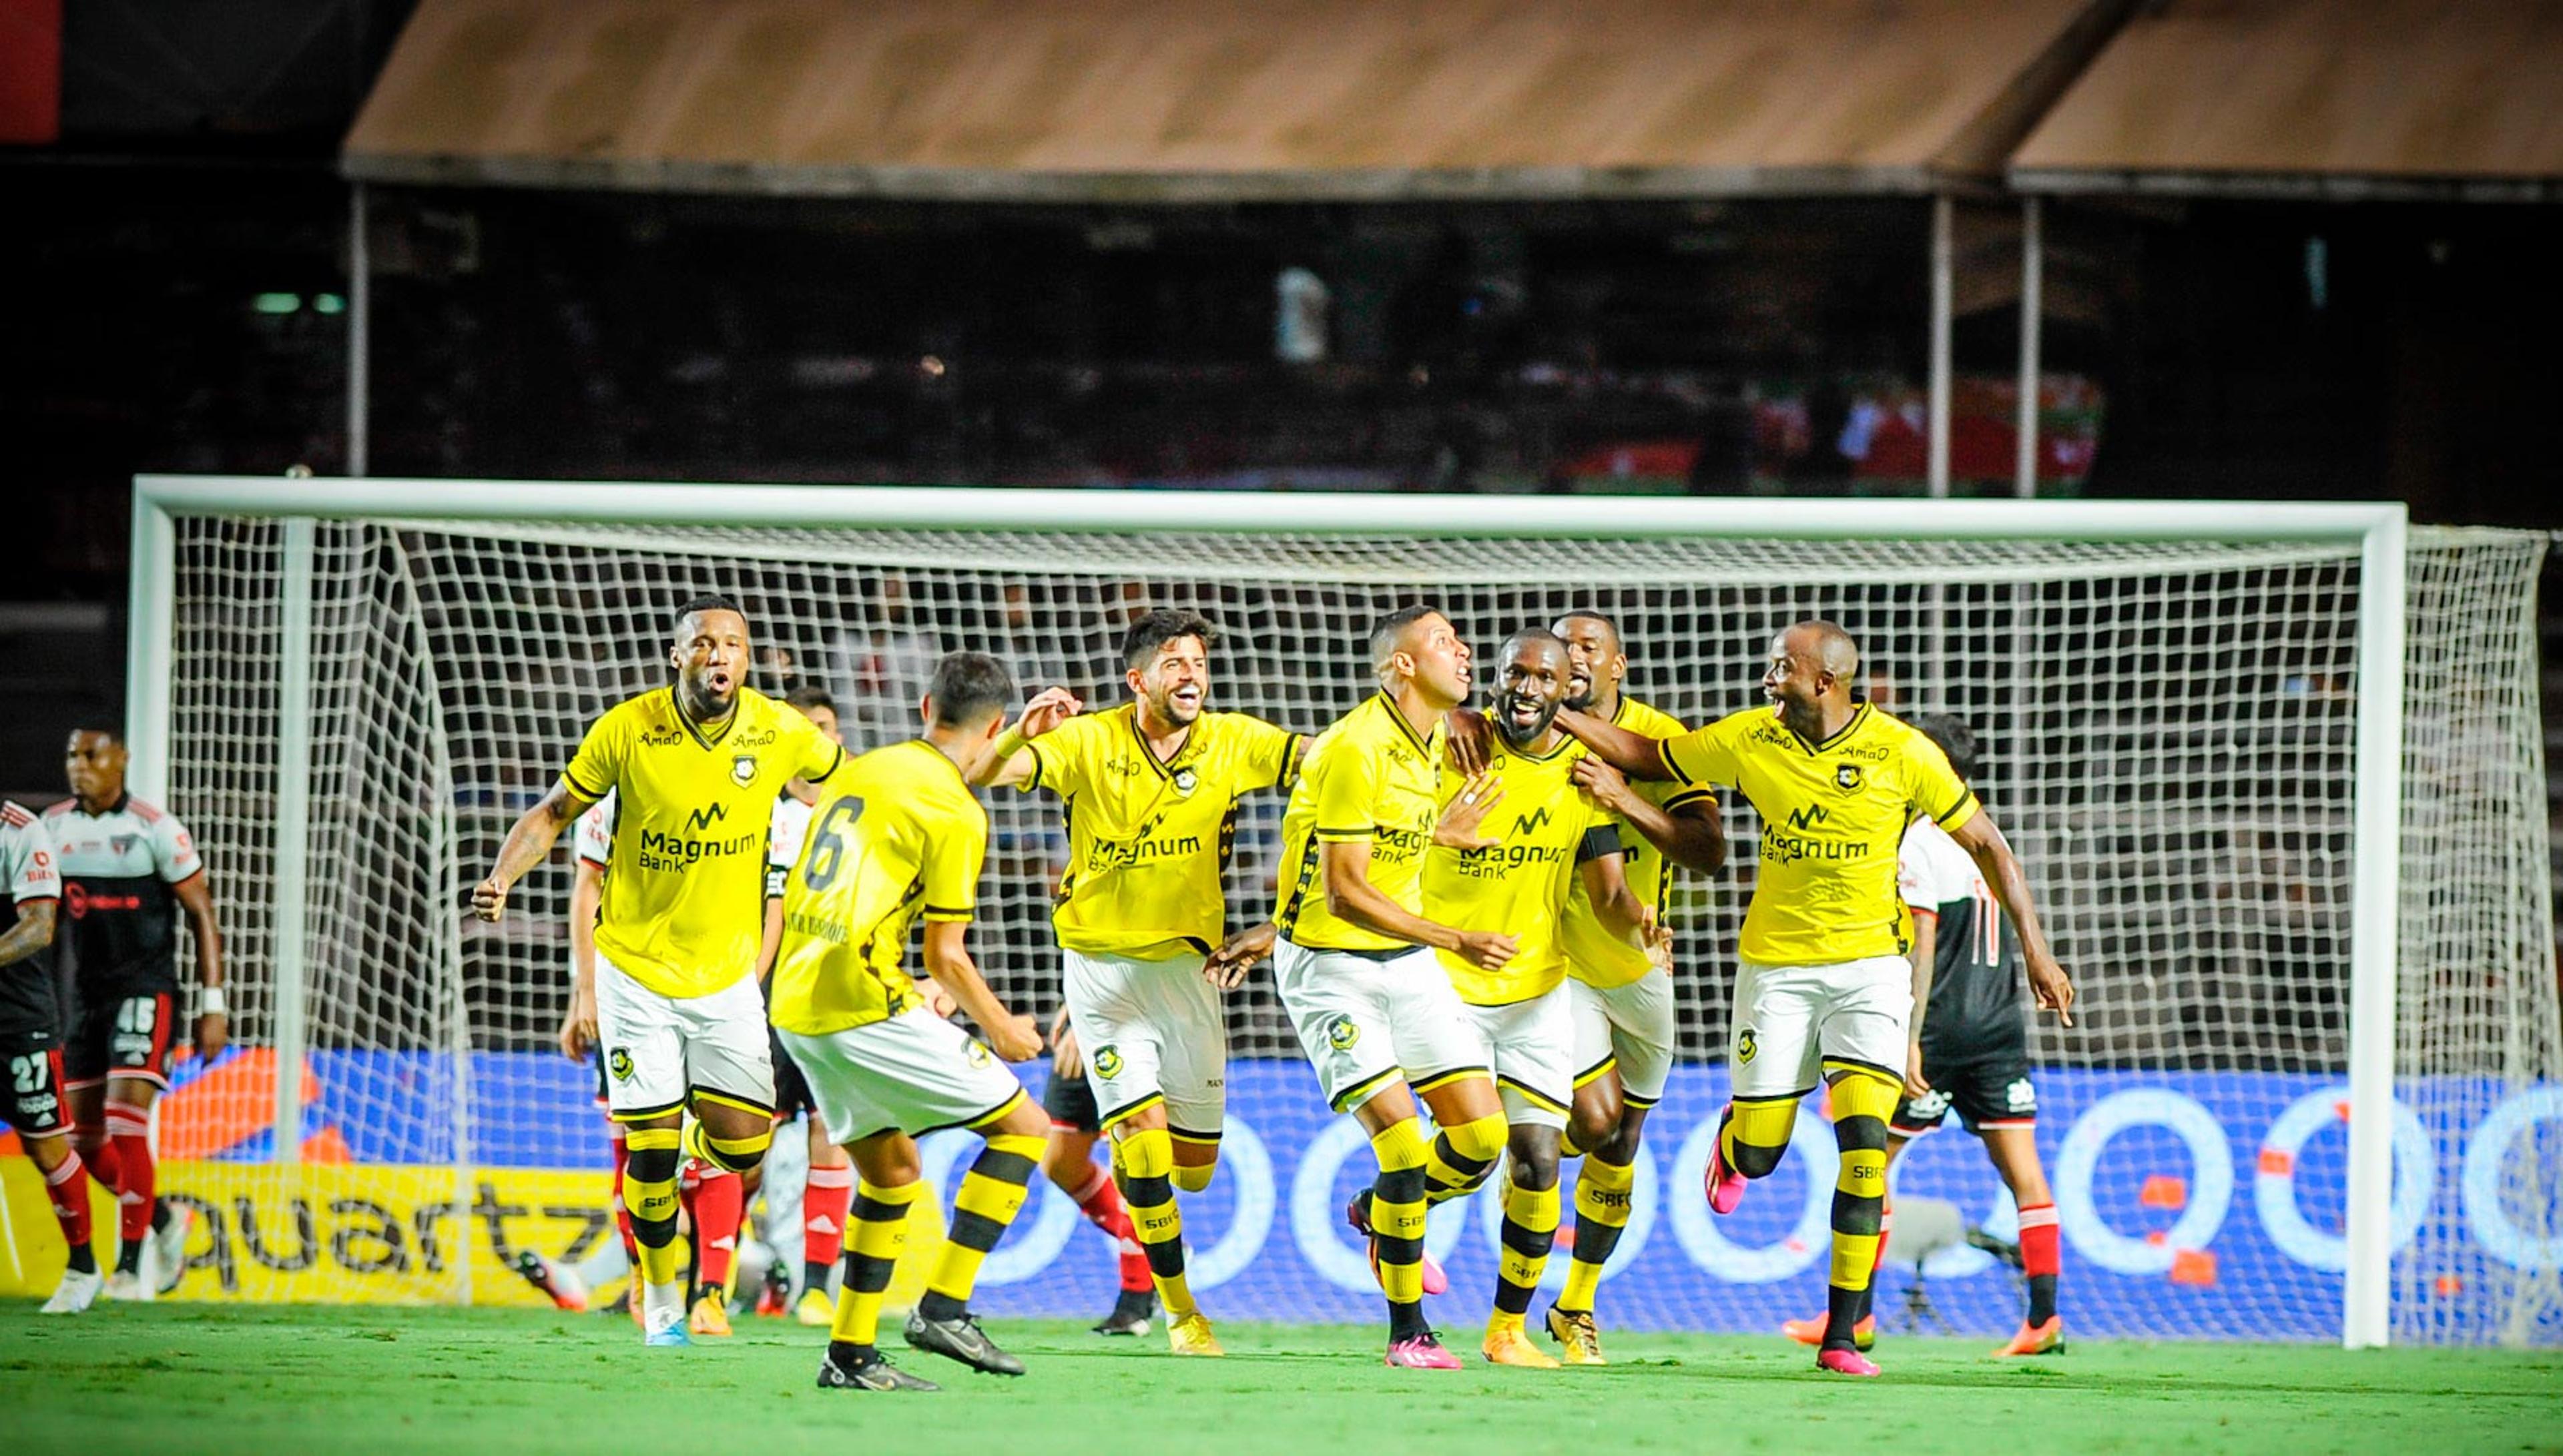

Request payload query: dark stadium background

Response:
[3,0,2556,982]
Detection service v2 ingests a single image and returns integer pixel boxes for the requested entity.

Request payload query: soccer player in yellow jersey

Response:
[977,608,1305,1358]
[473,596,845,1347]
[770,652,1052,1393]
[1422,628,1654,1369]
[1273,605,1516,1370]
[1565,619,2074,1377]
[1542,610,1728,1363]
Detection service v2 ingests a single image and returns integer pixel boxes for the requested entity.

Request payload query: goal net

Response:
[128,481,2557,1345]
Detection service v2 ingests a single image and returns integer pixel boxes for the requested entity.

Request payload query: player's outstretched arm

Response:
[922,920,1041,1060]
[1570,756,1727,873]
[974,686,1082,788]
[473,783,591,921]
[1948,812,2074,1026]
[1555,707,1675,781]
[1319,839,1514,972]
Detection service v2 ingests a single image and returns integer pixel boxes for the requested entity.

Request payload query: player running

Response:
[475,595,844,1347]
[51,727,224,1299]
[1564,620,2072,1377]
[771,652,1051,1393]
[1781,713,2065,1358]
[0,802,97,1313]
[1422,628,1655,1369]
[976,608,1305,1357]
[1540,611,1727,1364]
[1274,605,1515,1370]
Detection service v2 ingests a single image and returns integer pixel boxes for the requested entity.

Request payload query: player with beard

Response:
[1561,619,2072,1375]
[1420,628,1655,1367]
[976,609,1306,1356]
[1537,611,1727,1363]
[475,595,844,1347]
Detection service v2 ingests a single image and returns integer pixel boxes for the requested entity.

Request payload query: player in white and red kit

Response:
[0,802,96,1313]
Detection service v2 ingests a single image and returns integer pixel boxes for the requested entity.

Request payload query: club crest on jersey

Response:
[1171,767,1198,797]
[110,833,140,855]
[731,753,757,787]
[1835,763,1864,791]
[1735,1028,1757,1064]
[607,1048,635,1082]
[1326,1015,1361,1052]
[1093,1044,1124,1079]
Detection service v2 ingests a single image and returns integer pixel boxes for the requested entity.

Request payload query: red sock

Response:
[689,1167,743,1298]
[105,1104,155,1246]
[1872,1196,1894,1281]
[2018,1202,2061,1278]
[77,1128,120,1198]
[1068,1163,1150,1295]
[607,1127,637,1259]
[804,1164,854,1272]
[45,1150,95,1256]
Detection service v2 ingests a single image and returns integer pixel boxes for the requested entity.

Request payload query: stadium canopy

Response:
[341,0,2124,201]
[2010,0,2563,202]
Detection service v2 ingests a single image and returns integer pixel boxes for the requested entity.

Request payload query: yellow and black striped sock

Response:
[920,1130,1043,1322]
[1367,1118,1432,1340]
[1823,1067,1898,1348]
[1113,1127,1196,1318]
[1720,1095,1799,1182]
[1490,1176,1560,1335]
[621,1126,685,1289]
[829,1177,922,1358]
[1423,1112,1508,1205]
[682,1115,773,1174]
[1558,1154,1635,1314]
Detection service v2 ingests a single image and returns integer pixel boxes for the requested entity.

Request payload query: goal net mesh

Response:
[149,508,2556,1344]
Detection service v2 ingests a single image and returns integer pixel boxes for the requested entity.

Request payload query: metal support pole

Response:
[2342,508,2408,1349]
[271,518,318,1166]
[348,183,370,479]
[1928,194,1954,500]
[2016,198,2043,500]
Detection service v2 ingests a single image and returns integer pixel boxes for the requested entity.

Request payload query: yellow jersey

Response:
[1424,723,1622,1005]
[559,685,843,998]
[1274,692,1444,953]
[769,741,987,1036]
[1023,703,1300,960]
[1657,703,1977,966]
[1564,695,1711,990]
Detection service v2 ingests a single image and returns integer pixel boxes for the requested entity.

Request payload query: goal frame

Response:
[125,474,2410,1346]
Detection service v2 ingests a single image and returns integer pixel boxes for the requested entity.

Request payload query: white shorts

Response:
[594,952,773,1120]
[1460,988,1574,1132]
[1729,955,1913,1100]
[776,1007,1028,1145]
[1569,968,1677,1107]
[1063,948,1227,1138]
[1274,940,1485,1112]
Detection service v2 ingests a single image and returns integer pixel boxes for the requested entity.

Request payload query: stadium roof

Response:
[2011,0,2563,202]
[341,0,2122,201]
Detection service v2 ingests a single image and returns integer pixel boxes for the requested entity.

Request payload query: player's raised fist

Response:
[987,1012,1043,1064]
[1454,928,1517,973]
[470,875,510,921]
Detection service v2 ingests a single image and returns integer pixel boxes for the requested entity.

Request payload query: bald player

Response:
[1562,619,2072,1376]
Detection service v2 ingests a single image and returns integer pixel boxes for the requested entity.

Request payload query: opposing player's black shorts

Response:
[1890,1049,2038,1138]
[63,989,178,1090]
[1041,1066,1101,1135]
[3,1032,71,1138]
[770,1031,818,1123]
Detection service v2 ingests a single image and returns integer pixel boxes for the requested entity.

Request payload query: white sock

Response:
[641,1279,687,1333]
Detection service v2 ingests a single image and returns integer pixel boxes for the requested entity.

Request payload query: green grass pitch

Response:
[4,1305,2558,1455]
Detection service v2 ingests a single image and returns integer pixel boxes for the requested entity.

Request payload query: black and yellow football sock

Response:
[1113,1126,1197,1318]
[920,1130,1043,1322]
[1558,1154,1635,1314]
[1423,1111,1507,1205]
[1822,1066,1897,1349]
[1720,1094,1799,1182]
[830,1177,922,1360]
[681,1114,774,1175]
[621,1126,685,1289]
[1367,1118,1432,1341]
[1490,1176,1560,1335]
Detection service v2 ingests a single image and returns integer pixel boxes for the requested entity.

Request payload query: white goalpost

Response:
[121,476,2558,1346]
